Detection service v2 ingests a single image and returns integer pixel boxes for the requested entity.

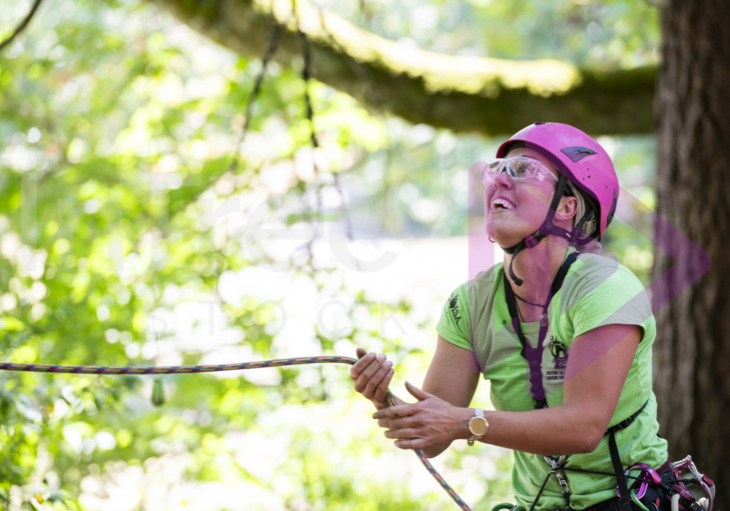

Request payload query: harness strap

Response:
[503,251,579,409]
[605,400,649,436]
[609,432,633,511]
[605,400,649,511]
[503,251,579,357]
[551,251,579,297]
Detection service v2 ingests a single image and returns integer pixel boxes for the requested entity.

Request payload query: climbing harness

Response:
[502,251,666,511]
[500,253,717,511]
[0,357,472,510]
[501,258,716,511]
[491,454,715,511]
[512,401,650,511]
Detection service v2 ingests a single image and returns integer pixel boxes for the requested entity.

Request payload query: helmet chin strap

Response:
[502,175,573,287]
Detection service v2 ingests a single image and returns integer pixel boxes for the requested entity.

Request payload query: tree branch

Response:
[149,0,656,136]
[0,0,44,53]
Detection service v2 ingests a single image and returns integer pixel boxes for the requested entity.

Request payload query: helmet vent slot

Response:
[560,146,597,162]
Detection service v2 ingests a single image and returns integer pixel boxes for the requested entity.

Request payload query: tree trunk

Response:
[150,0,657,136]
[654,0,730,505]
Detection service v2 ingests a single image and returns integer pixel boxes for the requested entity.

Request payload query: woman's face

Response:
[484,147,564,248]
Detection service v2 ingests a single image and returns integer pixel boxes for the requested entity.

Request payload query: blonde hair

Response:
[566,183,598,239]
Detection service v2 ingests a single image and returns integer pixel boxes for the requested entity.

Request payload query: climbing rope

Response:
[0,356,472,510]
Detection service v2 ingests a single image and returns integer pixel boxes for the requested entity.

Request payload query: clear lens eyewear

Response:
[477,157,558,186]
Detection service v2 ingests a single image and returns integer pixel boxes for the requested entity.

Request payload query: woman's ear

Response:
[555,196,578,222]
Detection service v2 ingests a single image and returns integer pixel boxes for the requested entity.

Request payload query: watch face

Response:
[469,417,488,436]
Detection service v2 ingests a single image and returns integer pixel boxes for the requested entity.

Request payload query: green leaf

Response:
[0,317,25,332]
[151,377,165,407]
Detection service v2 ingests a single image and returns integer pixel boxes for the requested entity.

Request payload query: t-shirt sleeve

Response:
[436,282,471,351]
[569,265,654,341]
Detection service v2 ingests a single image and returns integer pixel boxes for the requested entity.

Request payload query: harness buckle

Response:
[544,455,566,470]
[544,456,571,505]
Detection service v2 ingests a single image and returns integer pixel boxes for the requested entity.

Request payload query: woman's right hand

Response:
[350,347,395,410]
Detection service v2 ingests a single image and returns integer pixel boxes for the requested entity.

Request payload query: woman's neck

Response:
[503,237,570,322]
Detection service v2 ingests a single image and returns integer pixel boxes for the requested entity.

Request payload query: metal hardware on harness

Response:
[543,454,566,469]
[668,455,715,511]
[544,455,571,506]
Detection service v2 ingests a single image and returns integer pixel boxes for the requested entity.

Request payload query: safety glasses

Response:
[477,157,559,186]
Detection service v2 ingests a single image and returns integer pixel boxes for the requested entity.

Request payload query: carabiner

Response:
[544,455,570,506]
[630,489,651,511]
[544,455,566,470]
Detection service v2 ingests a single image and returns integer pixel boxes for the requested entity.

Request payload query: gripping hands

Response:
[350,347,470,455]
[350,347,395,410]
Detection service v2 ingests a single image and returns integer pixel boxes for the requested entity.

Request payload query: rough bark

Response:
[149,0,656,136]
[654,0,730,505]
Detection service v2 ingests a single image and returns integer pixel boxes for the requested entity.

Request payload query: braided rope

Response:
[0,356,472,510]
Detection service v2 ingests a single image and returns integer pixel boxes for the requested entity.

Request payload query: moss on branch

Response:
[150,0,656,136]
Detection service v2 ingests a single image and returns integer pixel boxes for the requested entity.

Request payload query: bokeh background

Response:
[0,0,660,509]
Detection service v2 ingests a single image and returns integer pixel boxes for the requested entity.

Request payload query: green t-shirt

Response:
[436,248,668,510]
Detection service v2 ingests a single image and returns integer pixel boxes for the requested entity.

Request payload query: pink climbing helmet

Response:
[496,122,619,240]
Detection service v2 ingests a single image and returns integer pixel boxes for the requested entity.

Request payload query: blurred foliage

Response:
[317,0,660,67]
[0,0,658,509]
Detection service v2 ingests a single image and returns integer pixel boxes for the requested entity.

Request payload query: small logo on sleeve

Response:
[448,292,462,325]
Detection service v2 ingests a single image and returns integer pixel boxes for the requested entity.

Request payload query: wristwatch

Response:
[467,408,489,446]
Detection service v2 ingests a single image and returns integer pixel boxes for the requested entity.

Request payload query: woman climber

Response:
[349,123,712,511]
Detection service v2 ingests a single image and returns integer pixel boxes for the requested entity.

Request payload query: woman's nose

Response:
[493,170,513,190]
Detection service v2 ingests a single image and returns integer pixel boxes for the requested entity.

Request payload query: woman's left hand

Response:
[372,381,471,450]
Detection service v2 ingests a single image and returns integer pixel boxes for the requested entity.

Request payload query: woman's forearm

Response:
[479,403,604,455]
[474,327,640,455]
[375,321,637,457]
[417,403,603,456]
[373,390,605,456]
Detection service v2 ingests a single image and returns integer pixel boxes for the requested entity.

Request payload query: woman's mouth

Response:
[491,198,516,211]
